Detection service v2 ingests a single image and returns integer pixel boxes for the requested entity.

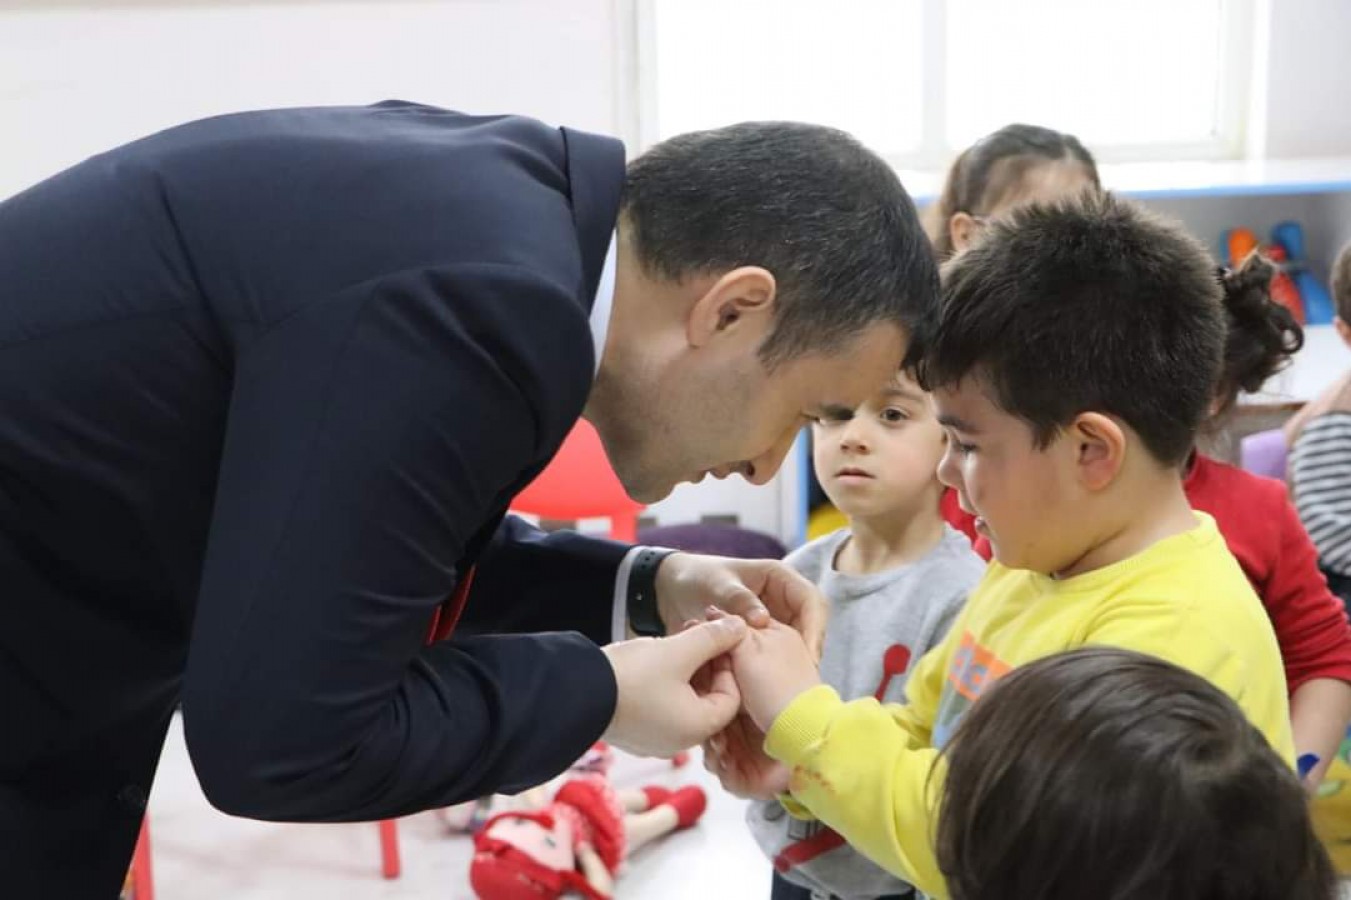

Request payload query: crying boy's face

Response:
[932,378,1082,575]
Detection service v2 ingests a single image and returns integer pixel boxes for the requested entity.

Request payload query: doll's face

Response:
[484,815,575,872]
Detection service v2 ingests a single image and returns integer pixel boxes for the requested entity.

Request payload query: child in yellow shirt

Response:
[721,193,1294,899]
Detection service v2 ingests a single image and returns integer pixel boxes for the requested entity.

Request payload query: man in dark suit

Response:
[0,101,936,895]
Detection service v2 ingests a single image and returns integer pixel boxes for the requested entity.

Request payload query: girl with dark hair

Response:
[926,123,1099,260]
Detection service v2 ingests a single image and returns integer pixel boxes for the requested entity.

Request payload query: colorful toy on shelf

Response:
[1224,226,1260,266]
[1296,270,1335,324]
[1218,219,1338,325]
[1264,244,1307,325]
[1272,220,1307,260]
[1272,220,1335,324]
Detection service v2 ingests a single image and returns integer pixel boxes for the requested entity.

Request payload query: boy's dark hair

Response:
[917,192,1223,466]
[1332,239,1351,323]
[1213,252,1303,418]
[929,123,1100,259]
[621,121,938,370]
[936,647,1338,900]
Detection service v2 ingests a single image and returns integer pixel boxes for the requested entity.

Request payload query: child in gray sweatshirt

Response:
[747,371,985,900]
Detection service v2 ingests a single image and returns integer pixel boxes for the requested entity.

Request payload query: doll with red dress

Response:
[469,773,707,899]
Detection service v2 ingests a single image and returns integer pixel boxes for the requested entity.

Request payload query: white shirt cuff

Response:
[611,545,645,643]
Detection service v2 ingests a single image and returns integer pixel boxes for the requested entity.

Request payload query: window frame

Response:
[631,0,1256,167]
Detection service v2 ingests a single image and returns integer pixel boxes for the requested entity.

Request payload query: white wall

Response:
[1317,191,1351,272]
[8,0,1351,195]
[0,0,626,199]
[1259,0,1351,159]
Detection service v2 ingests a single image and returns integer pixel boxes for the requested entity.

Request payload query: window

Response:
[639,0,1253,166]
[642,0,925,157]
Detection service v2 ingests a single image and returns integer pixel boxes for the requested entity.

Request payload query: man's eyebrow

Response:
[813,403,855,419]
[937,413,980,434]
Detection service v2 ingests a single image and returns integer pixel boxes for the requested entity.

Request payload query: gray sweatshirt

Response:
[746,526,985,900]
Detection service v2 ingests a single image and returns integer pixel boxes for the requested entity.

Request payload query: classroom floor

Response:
[143,712,1351,899]
[143,712,771,899]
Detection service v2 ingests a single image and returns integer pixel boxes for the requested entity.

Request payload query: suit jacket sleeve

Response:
[459,515,629,645]
[181,262,617,821]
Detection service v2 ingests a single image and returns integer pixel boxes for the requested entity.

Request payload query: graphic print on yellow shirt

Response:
[932,630,1012,748]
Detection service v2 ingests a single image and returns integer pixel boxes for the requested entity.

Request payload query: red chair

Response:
[512,419,646,541]
[377,819,400,878]
[126,818,154,900]
[127,813,400,895]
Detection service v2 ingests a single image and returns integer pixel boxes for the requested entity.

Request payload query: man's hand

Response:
[654,553,827,659]
[601,616,746,757]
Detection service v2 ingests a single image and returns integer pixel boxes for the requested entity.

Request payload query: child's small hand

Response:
[704,712,790,799]
[728,618,822,733]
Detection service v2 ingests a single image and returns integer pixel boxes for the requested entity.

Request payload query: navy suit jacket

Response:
[0,101,630,822]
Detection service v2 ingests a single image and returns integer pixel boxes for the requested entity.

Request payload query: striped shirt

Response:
[1292,411,1351,576]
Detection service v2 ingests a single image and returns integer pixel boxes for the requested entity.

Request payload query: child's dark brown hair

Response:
[1331,239,1351,323]
[920,192,1224,466]
[928,123,1099,260]
[935,647,1337,900]
[1213,251,1304,418]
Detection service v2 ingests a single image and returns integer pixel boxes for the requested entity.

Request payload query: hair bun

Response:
[1220,251,1277,321]
[1217,250,1303,398]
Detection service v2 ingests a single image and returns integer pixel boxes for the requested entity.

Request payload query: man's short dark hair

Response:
[621,122,937,369]
[917,191,1223,466]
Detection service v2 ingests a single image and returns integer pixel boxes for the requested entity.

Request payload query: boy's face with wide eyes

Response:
[932,379,1081,575]
[811,371,946,522]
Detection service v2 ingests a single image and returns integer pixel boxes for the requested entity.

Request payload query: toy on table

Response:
[469,774,707,899]
[439,741,689,835]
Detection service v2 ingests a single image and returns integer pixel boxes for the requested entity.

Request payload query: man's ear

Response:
[686,266,776,348]
[1068,412,1126,492]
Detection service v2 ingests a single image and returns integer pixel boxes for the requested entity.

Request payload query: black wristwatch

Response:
[627,547,679,637]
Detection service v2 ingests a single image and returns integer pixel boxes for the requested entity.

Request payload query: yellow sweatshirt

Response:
[765,513,1293,899]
